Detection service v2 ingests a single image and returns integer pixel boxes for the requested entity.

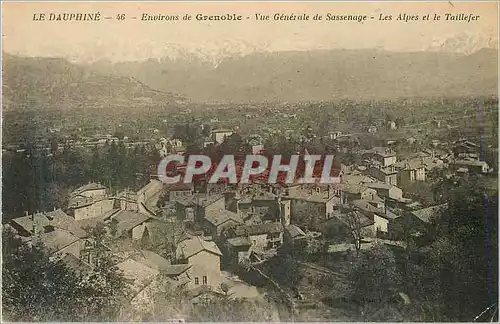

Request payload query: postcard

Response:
[1,1,498,322]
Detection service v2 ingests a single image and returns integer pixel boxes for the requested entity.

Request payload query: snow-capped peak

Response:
[427,32,498,55]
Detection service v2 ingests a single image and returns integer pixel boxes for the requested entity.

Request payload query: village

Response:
[4,117,497,320]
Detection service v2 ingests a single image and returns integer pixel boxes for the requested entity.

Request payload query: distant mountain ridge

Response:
[86,47,498,103]
[2,53,187,113]
[2,46,498,110]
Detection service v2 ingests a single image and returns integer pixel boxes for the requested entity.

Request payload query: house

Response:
[388,121,397,130]
[116,190,139,212]
[230,222,284,251]
[368,125,378,133]
[116,258,161,301]
[341,184,378,203]
[203,137,215,148]
[175,236,222,291]
[251,144,264,154]
[71,183,107,199]
[67,195,116,221]
[322,210,375,241]
[202,209,243,238]
[329,131,343,140]
[453,139,479,159]
[234,192,291,225]
[132,250,192,286]
[350,199,390,235]
[10,210,88,260]
[205,181,228,195]
[288,189,342,224]
[407,137,417,145]
[225,236,253,265]
[35,229,86,259]
[175,194,226,223]
[166,183,194,202]
[366,165,398,186]
[284,224,307,243]
[212,129,234,144]
[361,147,397,167]
[10,209,87,239]
[451,160,490,174]
[109,210,153,242]
[395,159,426,187]
[389,203,448,239]
[137,179,164,211]
[365,182,403,201]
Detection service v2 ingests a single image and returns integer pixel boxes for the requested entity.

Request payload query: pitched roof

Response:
[71,183,107,196]
[116,258,160,293]
[411,204,448,223]
[366,182,394,190]
[166,183,194,191]
[343,174,377,185]
[351,199,383,214]
[285,224,307,239]
[61,253,92,273]
[137,179,163,196]
[362,147,396,157]
[133,250,192,275]
[37,230,81,253]
[227,236,252,247]
[75,208,120,230]
[394,159,424,170]
[177,194,225,208]
[11,209,87,238]
[204,209,242,227]
[175,236,222,259]
[334,211,374,228]
[233,222,284,237]
[112,210,151,237]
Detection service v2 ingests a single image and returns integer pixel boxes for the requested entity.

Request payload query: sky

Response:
[2,1,498,63]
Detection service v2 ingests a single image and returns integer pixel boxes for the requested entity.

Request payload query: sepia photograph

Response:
[1,1,498,322]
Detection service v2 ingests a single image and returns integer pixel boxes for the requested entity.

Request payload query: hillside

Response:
[88,48,498,103]
[2,53,187,114]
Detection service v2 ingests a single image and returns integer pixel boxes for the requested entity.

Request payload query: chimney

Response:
[24,211,29,217]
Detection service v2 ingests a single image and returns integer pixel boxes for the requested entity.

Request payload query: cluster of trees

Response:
[347,176,498,322]
[2,141,160,221]
[2,227,128,322]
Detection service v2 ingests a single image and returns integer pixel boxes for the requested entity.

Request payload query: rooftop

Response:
[204,209,242,227]
[112,210,152,237]
[116,258,159,294]
[232,222,284,237]
[411,204,448,223]
[285,224,307,239]
[287,190,341,204]
[37,230,81,254]
[176,236,222,259]
[227,236,252,247]
[363,147,396,158]
[71,183,107,197]
[133,250,192,275]
[11,209,87,239]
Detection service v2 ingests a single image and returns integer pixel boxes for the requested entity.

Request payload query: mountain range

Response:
[87,47,498,103]
[2,53,186,113]
[2,45,498,111]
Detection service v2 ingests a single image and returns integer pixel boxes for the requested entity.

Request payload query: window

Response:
[195,277,199,285]
[203,276,207,285]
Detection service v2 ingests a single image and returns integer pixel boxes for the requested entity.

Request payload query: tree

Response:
[345,209,363,257]
[407,176,498,321]
[348,243,402,306]
[2,227,127,321]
